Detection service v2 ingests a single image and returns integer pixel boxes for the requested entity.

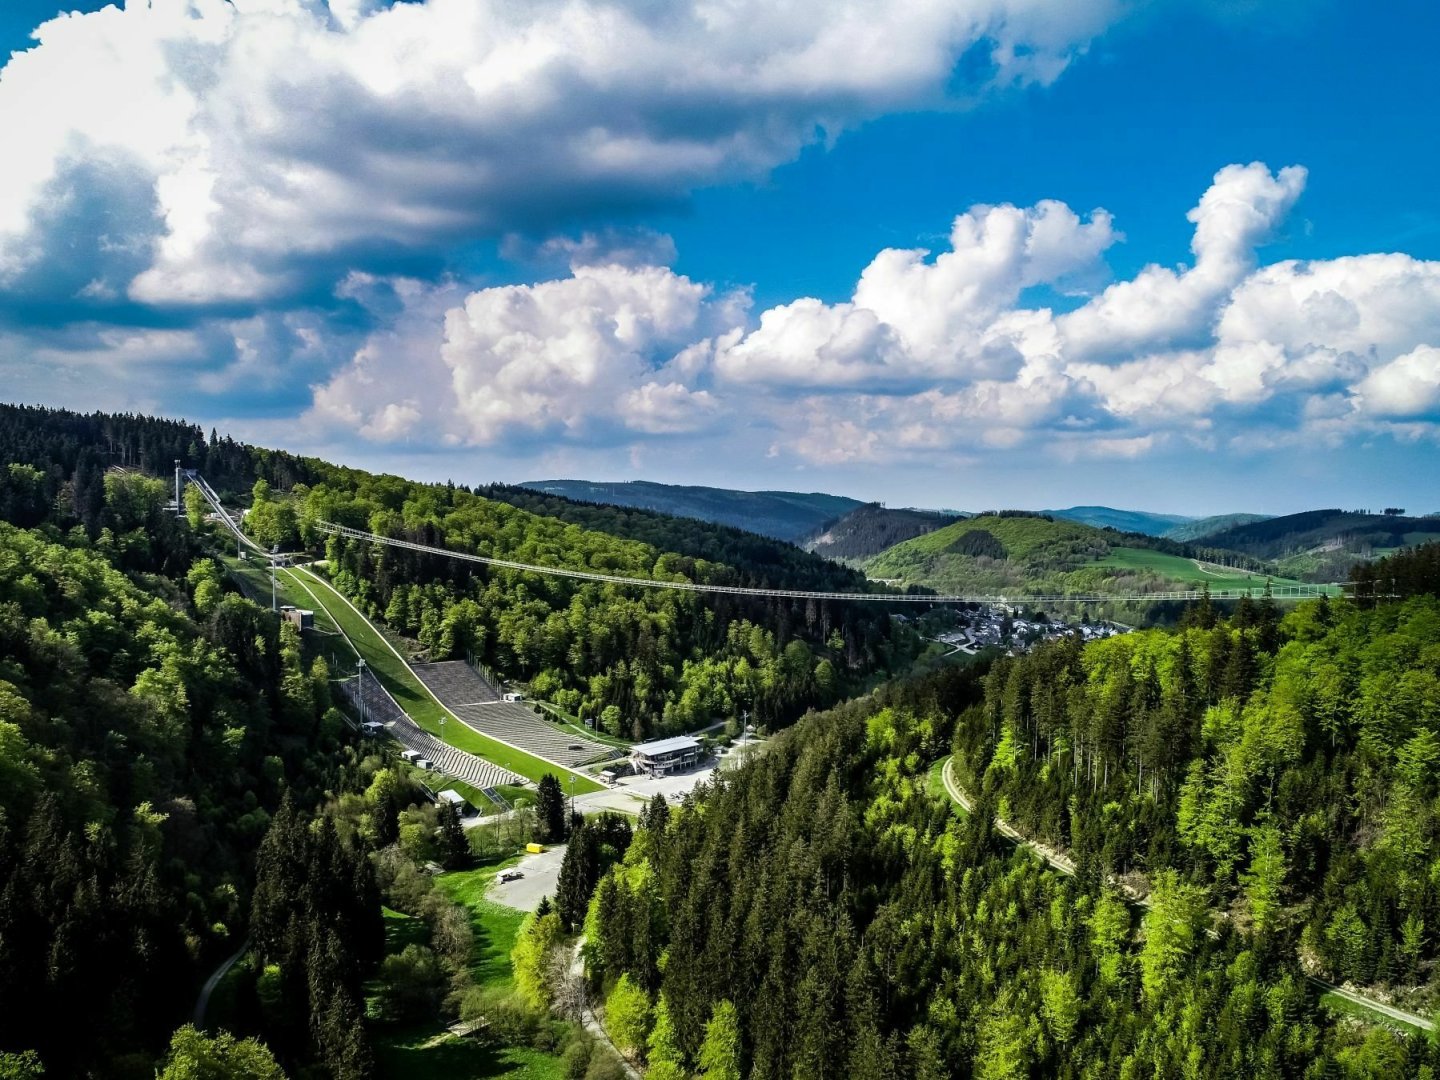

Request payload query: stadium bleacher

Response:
[413,661,622,770]
[335,671,522,792]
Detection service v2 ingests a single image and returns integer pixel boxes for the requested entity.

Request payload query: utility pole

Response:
[358,657,367,725]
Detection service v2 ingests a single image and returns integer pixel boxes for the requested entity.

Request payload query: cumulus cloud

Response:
[1355,346,1440,419]
[1058,163,1307,361]
[715,200,1117,387]
[302,161,1440,469]
[310,262,745,444]
[0,0,1124,310]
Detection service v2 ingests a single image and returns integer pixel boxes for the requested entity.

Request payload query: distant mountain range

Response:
[800,503,960,561]
[518,479,863,542]
[1043,505,1193,536]
[516,484,1440,588]
[1043,506,1278,542]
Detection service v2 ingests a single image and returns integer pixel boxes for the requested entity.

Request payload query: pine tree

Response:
[437,801,470,870]
[537,774,567,842]
[697,1000,742,1080]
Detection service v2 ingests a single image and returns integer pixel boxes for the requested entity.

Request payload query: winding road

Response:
[194,940,249,1027]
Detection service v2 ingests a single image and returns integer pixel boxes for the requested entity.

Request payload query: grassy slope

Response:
[864,515,1329,598]
[290,565,602,794]
[1094,548,1325,591]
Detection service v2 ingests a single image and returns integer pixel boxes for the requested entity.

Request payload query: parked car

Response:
[499,870,524,883]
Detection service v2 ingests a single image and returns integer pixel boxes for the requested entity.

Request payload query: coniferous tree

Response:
[437,801,470,869]
[536,774,567,842]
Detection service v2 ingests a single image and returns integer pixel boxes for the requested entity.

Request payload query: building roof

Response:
[631,735,701,757]
[437,789,468,804]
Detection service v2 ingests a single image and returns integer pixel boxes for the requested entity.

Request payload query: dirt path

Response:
[571,939,642,1079]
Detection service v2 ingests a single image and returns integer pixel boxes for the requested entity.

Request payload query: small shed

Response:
[437,789,471,814]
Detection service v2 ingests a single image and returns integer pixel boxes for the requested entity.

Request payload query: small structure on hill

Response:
[630,735,702,776]
[279,605,314,630]
[437,789,471,815]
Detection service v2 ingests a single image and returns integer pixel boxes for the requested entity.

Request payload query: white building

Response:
[630,735,703,776]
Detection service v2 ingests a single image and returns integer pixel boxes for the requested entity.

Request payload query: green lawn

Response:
[373,866,567,1079]
[1094,547,1334,593]
[290,566,601,794]
[433,865,530,991]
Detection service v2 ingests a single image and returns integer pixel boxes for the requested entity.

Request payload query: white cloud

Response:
[1355,346,1440,419]
[0,0,1125,307]
[304,162,1440,468]
[714,199,1117,387]
[1058,163,1307,361]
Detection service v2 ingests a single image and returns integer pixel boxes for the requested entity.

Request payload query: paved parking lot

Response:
[488,843,568,911]
[483,737,769,913]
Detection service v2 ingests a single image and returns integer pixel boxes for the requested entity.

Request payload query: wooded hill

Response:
[1202,509,1440,580]
[1165,511,1273,542]
[0,416,377,1075]
[517,478,863,542]
[799,502,960,561]
[566,602,1440,1078]
[1043,505,1193,536]
[941,580,1440,1055]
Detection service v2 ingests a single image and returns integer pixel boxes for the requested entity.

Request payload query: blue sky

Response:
[1,0,1438,515]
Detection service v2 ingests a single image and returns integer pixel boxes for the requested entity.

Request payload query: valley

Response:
[2,404,1438,1080]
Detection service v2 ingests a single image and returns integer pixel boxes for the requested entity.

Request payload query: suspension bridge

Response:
[177,467,1342,605]
[311,520,1342,605]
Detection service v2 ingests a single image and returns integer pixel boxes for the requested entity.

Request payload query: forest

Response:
[561,645,1439,1079]
[283,468,918,738]
[0,465,366,1073]
[949,586,1440,1005]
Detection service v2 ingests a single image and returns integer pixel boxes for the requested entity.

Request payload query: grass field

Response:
[288,566,602,795]
[372,865,567,1080]
[1093,547,1337,592]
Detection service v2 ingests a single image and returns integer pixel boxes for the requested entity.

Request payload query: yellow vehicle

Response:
[525,842,545,854]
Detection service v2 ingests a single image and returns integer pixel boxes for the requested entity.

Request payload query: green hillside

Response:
[864,513,1317,601]
[517,478,863,542]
